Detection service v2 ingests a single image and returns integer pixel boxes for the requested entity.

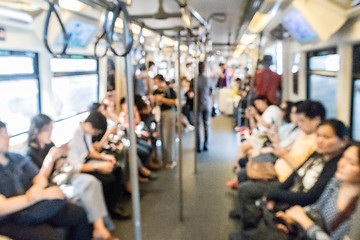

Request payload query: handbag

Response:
[246,157,277,180]
[50,164,74,186]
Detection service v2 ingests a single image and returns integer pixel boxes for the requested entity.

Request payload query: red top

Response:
[254,68,281,105]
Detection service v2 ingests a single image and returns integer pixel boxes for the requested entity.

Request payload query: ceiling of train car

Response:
[127,0,246,50]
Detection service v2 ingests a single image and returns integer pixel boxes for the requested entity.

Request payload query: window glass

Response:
[309,75,337,118]
[50,58,97,72]
[309,54,339,71]
[0,79,39,135]
[49,74,98,120]
[0,56,34,75]
[352,79,360,141]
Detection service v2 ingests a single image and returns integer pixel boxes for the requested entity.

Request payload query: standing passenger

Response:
[196,62,213,153]
[253,55,281,105]
[153,74,177,169]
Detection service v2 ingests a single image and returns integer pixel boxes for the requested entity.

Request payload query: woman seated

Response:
[275,143,360,240]
[237,95,282,160]
[27,114,119,240]
[231,119,349,234]
[227,101,300,188]
[0,121,91,240]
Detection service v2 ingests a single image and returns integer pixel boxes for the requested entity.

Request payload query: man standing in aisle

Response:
[253,55,281,105]
[153,74,177,169]
[196,62,213,153]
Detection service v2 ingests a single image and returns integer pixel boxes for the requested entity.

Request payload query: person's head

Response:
[181,77,188,88]
[219,63,225,69]
[198,62,205,75]
[316,119,349,157]
[253,95,270,113]
[186,62,192,68]
[0,121,9,154]
[139,64,146,72]
[154,74,166,89]
[120,97,127,111]
[84,111,107,136]
[134,95,147,111]
[89,102,106,115]
[262,55,273,68]
[296,100,326,135]
[335,143,360,184]
[28,114,53,148]
[280,101,294,123]
[148,61,155,70]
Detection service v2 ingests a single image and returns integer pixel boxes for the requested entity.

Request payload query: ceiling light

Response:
[115,18,123,29]
[240,34,257,45]
[233,45,246,57]
[59,0,87,12]
[248,12,273,33]
[180,7,191,28]
[180,44,188,52]
[0,8,32,23]
[162,36,175,46]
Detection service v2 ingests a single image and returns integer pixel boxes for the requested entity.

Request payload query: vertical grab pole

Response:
[124,20,142,240]
[175,31,184,222]
[193,50,199,174]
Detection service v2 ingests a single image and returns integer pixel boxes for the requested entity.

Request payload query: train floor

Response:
[114,114,240,240]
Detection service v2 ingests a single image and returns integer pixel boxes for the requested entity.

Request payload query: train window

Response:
[351,44,360,141]
[307,48,339,118]
[0,50,40,136]
[46,56,99,121]
[352,80,360,141]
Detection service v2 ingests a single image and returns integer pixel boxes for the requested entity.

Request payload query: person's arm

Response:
[87,150,115,164]
[267,159,337,206]
[253,111,272,129]
[0,184,65,216]
[36,146,66,187]
[93,126,118,151]
[81,161,114,174]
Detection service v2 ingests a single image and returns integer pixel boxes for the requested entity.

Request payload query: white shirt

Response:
[67,125,94,172]
[258,105,282,132]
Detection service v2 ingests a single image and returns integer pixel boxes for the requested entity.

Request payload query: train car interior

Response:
[0,0,360,240]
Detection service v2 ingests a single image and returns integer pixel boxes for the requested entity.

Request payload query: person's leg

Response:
[0,222,66,240]
[238,181,280,230]
[48,202,91,240]
[70,174,115,235]
[237,139,253,160]
[161,110,175,165]
[196,110,203,152]
[202,108,211,150]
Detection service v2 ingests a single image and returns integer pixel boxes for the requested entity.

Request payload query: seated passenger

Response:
[240,143,360,240]
[27,114,118,240]
[231,119,349,237]
[0,121,91,240]
[227,101,301,188]
[66,111,126,221]
[237,95,282,162]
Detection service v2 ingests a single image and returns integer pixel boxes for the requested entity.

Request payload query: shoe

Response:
[93,234,119,240]
[140,171,158,180]
[203,146,208,151]
[186,125,194,131]
[196,148,201,153]
[229,209,241,220]
[110,207,131,220]
[138,176,149,183]
[165,161,177,169]
[225,180,239,189]
[229,232,242,240]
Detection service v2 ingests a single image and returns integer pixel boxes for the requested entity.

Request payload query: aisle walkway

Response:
[115,114,239,240]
